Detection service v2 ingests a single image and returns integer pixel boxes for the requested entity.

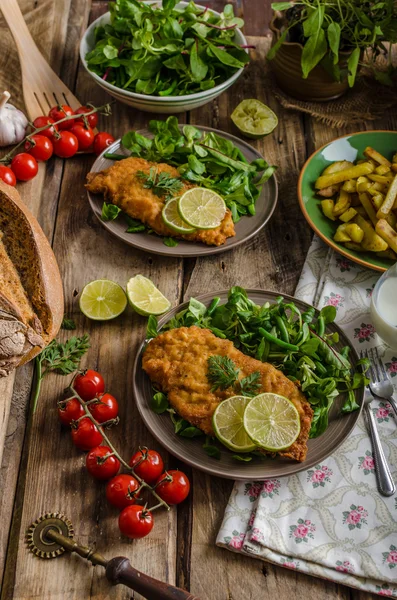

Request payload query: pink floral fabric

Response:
[217,237,397,598]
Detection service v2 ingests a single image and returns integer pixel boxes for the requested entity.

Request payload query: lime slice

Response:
[126,275,171,316]
[243,393,300,451]
[231,99,278,139]
[212,396,257,452]
[79,279,127,321]
[162,198,196,234]
[178,188,226,230]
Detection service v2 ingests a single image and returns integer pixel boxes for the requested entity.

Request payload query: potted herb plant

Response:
[267,0,397,102]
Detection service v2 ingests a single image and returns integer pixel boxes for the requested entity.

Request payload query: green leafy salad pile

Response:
[146,287,369,461]
[102,117,276,247]
[86,0,250,96]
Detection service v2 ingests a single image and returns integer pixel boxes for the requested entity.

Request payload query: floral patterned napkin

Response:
[216,237,397,597]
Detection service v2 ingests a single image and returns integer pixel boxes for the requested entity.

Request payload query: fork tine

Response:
[364,349,376,383]
[375,347,389,382]
[369,348,381,383]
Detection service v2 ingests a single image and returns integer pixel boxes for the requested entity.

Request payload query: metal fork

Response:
[367,347,397,419]
[361,350,396,497]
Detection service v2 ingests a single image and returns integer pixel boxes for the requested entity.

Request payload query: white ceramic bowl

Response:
[79,2,248,114]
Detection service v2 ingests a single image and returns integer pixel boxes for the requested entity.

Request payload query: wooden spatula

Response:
[0,0,82,119]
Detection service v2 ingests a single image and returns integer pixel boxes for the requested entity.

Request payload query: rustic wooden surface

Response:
[0,1,395,598]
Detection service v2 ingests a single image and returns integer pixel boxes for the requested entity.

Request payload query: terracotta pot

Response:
[269,16,352,102]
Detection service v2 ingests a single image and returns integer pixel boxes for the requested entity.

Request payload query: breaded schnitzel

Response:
[86,157,235,246]
[142,326,313,461]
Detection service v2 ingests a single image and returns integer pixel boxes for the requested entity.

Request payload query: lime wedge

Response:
[231,99,278,139]
[79,279,127,321]
[212,396,257,452]
[126,275,171,316]
[178,188,226,230]
[243,393,300,451]
[162,198,196,234]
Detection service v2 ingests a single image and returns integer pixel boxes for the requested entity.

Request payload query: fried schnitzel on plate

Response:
[133,290,363,480]
[86,126,278,257]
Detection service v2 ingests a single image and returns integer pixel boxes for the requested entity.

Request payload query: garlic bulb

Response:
[0,91,28,147]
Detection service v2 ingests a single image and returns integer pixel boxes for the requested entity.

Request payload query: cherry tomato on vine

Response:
[71,417,103,450]
[0,165,16,186]
[119,505,154,539]
[155,470,190,505]
[88,392,118,423]
[49,104,75,130]
[74,106,98,129]
[25,134,53,161]
[86,445,120,480]
[58,397,85,425]
[74,370,105,401]
[10,153,38,181]
[32,116,58,139]
[69,124,94,151]
[129,449,164,485]
[106,474,140,509]
[53,131,78,158]
[93,132,115,156]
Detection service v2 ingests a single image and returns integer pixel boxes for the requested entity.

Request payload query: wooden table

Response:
[0,1,395,598]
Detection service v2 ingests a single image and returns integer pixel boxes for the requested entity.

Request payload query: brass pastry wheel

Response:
[26,513,199,600]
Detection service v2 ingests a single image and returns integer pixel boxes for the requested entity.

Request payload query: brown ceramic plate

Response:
[86,126,278,257]
[133,289,363,480]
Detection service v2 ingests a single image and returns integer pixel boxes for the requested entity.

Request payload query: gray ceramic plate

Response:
[133,289,364,480]
[86,126,278,257]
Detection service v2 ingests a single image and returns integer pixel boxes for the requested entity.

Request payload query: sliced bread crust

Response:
[0,180,64,371]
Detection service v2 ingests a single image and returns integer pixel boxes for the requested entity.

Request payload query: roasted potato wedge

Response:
[375,219,397,253]
[364,146,391,167]
[344,223,364,243]
[317,185,340,198]
[339,207,357,222]
[358,192,378,227]
[354,214,388,252]
[321,199,336,221]
[333,190,350,216]
[376,174,397,219]
[334,224,351,243]
[315,163,374,190]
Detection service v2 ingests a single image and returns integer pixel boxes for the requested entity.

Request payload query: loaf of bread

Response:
[0,180,64,376]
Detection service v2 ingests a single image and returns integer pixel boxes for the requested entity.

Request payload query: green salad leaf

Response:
[86,0,250,97]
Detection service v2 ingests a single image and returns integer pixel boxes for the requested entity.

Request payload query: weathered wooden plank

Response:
[3,0,183,597]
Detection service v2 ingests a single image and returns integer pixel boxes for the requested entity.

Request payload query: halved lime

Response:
[178,188,226,230]
[79,279,127,321]
[162,198,196,234]
[231,99,278,139]
[213,396,257,452]
[126,275,170,316]
[243,393,300,451]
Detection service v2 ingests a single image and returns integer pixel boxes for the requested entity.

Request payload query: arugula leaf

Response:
[102,202,121,221]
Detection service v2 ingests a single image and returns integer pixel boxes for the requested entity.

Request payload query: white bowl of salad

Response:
[80,0,249,113]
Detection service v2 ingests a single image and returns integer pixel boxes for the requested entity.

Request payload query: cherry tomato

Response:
[49,104,75,130]
[53,131,78,158]
[86,445,120,480]
[88,392,118,423]
[0,165,16,186]
[58,397,85,425]
[74,370,105,401]
[106,474,140,509]
[32,116,58,139]
[119,505,154,539]
[93,132,115,156]
[10,153,38,181]
[25,134,53,161]
[129,448,164,485]
[74,106,98,129]
[71,417,103,451]
[69,124,95,151]
[155,470,190,505]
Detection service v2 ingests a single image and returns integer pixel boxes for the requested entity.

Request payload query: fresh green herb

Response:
[61,317,76,330]
[207,355,261,397]
[147,315,159,339]
[232,454,253,462]
[203,437,221,459]
[125,216,146,233]
[269,0,397,87]
[32,335,90,413]
[85,0,250,97]
[101,202,121,221]
[163,237,179,247]
[137,167,183,200]
[151,392,169,414]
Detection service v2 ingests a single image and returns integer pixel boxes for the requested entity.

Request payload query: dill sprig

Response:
[207,355,261,397]
[137,167,183,200]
